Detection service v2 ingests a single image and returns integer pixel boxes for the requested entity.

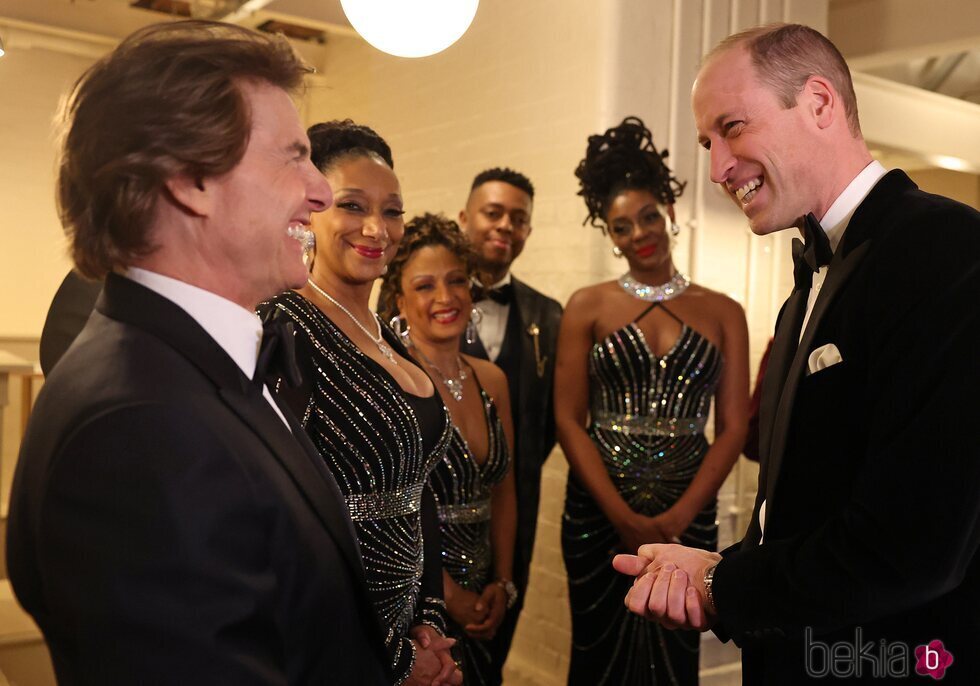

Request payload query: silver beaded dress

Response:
[429,384,509,686]
[561,302,722,686]
[262,291,451,683]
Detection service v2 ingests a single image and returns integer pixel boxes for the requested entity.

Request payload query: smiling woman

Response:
[259,121,462,686]
[378,213,517,686]
[554,116,750,686]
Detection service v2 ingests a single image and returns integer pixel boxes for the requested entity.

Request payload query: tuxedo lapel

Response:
[763,240,872,511]
[512,278,547,380]
[759,174,907,516]
[98,275,369,593]
[219,389,368,586]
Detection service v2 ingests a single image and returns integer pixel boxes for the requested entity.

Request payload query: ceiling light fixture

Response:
[340,0,478,58]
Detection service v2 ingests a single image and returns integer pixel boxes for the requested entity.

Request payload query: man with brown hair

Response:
[7,21,390,684]
[616,23,979,684]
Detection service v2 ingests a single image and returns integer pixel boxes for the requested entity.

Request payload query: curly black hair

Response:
[377,212,478,322]
[574,116,685,231]
[470,167,535,200]
[308,119,394,173]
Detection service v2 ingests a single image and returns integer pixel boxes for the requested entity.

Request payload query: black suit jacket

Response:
[7,274,389,685]
[712,171,980,684]
[39,270,102,375]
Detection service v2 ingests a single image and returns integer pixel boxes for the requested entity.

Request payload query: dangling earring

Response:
[670,221,680,236]
[466,307,483,345]
[389,314,410,341]
[612,246,623,258]
[381,264,389,275]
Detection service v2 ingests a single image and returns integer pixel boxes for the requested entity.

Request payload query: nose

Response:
[306,165,332,212]
[434,281,452,303]
[362,214,390,242]
[709,140,736,186]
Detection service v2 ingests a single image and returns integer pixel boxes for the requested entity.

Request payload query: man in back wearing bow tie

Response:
[458,167,563,679]
[7,21,389,684]
[614,23,980,684]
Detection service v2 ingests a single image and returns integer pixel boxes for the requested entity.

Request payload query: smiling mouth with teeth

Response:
[432,310,459,323]
[735,177,763,204]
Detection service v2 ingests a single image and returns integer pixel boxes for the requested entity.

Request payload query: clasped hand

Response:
[446,583,508,640]
[614,510,685,555]
[405,624,462,686]
[612,543,722,632]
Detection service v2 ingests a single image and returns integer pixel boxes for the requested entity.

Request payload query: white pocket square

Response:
[807,343,843,375]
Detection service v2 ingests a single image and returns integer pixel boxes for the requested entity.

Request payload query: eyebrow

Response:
[287,141,310,158]
[483,202,526,214]
[697,112,736,148]
[610,203,660,221]
[334,188,403,202]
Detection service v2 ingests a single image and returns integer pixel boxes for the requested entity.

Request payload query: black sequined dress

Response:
[562,302,722,686]
[428,382,509,686]
[262,291,450,683]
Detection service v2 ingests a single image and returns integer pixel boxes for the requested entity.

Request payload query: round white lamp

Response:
[340,0,479,58]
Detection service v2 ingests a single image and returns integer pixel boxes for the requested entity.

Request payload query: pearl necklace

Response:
[412,343,468,402]
[307,278,396,363]
[618,271,690,302]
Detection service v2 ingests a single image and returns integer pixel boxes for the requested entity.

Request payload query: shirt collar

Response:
[818,160,888,253]
[474,272,512,290]
[124,267,264,379]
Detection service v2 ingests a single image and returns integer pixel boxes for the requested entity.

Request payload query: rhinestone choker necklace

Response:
[618,271,690,302]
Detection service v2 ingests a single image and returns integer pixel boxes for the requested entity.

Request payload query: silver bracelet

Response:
[495,578,518,609]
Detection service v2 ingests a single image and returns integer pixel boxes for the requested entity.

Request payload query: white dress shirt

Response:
[758,160,887,540]
[473,272,512,362]
[124,267,291,430]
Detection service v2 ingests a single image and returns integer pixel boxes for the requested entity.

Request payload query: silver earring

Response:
[381,264,389,275]
[612,246,623,258]
[465,307,483,345]
[670,221,680,236]
[389,314,410,340]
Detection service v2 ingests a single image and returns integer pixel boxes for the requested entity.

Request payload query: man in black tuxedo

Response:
[615,23,979,684]
[7,21,389,685]
[458,168,562,675]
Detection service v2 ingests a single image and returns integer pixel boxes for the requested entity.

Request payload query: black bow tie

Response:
[792,212,833,291]
[254,308,302,390]
[802,212,833,272]
[473,282,513,305]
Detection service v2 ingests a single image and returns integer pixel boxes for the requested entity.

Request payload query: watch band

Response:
[703,563,718,614]
[495,578,518,609]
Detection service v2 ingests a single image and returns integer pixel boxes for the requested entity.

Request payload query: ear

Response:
[395,292,406,316]
[164,174,214,217]
[457,208,468,229]
[665,203,677,223]
[804,75,836,130]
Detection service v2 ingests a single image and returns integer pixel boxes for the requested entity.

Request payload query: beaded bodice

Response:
[263,290,451,680]
[429,388,509,591]
[588,323,721,493]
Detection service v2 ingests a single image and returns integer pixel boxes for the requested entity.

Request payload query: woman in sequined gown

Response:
[378,214,518,686]
[555,117,750,685]
[262,121,461,686]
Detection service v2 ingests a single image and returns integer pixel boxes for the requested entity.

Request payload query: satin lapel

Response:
[757,288,808,495]
[512,278,545,380]
[221,389,366,576]
[99,276,372,611]
[763,240,872,510]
